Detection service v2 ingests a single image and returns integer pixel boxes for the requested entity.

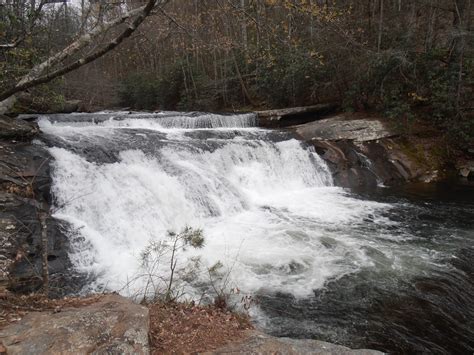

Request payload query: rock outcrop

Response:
[0,115,39,140]
[287,113,445,188]
[457,160,474,179]
[0,116,81,296]
[293,116,394,142]
[210,331,384,355]
[0,294,150,354]
[7,94,81,116]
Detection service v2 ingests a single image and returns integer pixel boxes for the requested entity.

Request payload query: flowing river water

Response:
[37,112,473,354]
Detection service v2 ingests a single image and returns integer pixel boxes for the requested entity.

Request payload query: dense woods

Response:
[1,0,473,146]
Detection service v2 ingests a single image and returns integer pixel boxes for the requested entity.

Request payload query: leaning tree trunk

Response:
[0,0,166,115]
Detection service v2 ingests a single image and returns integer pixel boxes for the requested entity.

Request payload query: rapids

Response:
[37,111,474,353]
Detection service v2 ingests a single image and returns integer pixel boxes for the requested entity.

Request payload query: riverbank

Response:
[256,107,474,186]
[1,292,384,354]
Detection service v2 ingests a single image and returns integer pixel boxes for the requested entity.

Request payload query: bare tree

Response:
[0,0,169,114]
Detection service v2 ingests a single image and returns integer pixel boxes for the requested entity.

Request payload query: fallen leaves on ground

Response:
[148,301,253,354]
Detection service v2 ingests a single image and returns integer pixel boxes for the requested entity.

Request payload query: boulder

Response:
[294,115,395,142]
[8,94,81,115]
[0,115,39,141]
[290,114,444,188]
[457,161,474,179]
[0,294,150,354]
[210,331,383,355]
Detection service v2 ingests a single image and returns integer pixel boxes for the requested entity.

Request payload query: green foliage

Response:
[118,73,159,110]
[339,49,473,148]
[177,72,221,111]
[253,46,325,107]
[156,65,184,110]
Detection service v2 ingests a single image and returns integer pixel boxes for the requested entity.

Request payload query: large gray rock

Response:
[9,94,81,115]
[294,115,395,142]
[289,114,443,188]
[0,115,39,140]
[0,294,150,354]
[457,161,474,179]
[210,331,384,355]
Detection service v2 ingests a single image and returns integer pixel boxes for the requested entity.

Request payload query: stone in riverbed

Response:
[0,294,150,354]
[458,161,474,179]
[209,331,384,355]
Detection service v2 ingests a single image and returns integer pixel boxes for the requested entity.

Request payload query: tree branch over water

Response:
[0,0,169,114]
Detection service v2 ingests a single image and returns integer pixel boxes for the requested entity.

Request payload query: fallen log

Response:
[256,103,338,128]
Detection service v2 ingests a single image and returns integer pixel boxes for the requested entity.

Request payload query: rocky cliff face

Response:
[0,115,80,296]
[287,114,449,188]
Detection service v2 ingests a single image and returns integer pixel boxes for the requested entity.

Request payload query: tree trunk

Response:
[377,0,384,52]
[38,211,49,296]
[0,0,166,114]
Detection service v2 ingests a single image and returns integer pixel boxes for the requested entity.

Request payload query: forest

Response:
[1,0,473,146]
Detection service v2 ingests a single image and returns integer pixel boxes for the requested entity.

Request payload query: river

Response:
[37,111,474,353]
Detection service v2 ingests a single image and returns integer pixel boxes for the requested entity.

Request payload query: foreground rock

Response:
[0,294,149,354]
[289,113,446,188]
[210,331,383,355]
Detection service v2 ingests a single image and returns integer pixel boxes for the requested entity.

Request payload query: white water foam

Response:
[39,113,409,299]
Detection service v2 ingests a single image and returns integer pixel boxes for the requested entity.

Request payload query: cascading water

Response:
[37,111,474,353]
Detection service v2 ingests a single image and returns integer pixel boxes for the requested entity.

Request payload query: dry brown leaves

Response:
[149,301,253,354]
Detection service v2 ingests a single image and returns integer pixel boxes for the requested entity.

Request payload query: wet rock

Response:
[458,161,474,179]
[210,331,383,355]
[0,115,39,141]
[0,191,82,296]
[9,94,81,115]
[0,140,84,296]
[0,294,150,354]
[0,141,53,204]
[290,114,444,188]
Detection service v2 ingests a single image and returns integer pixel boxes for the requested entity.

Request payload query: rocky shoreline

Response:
[290,113,449,188]
[0,115,81,297]
[257,107,474,186]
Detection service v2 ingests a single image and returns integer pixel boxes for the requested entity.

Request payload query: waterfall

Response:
[38,112,408,298]
[36,111,474,353]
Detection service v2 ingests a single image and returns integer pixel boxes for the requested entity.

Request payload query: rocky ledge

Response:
[209,332,383,355]
[0,293,384,355]
[0,115,80,296]
[286,113,450,188]
[0,294,149,354]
